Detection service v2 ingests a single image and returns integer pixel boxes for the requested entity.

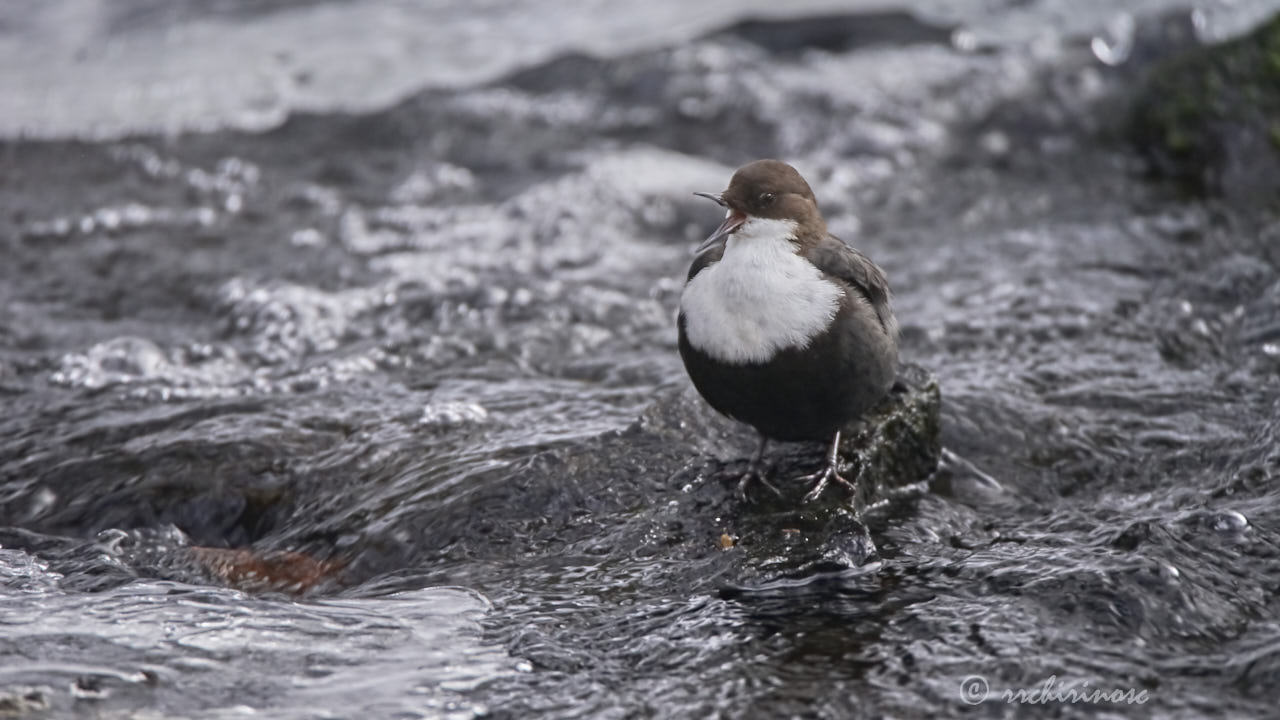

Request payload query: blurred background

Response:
[2,1,1280,718]
[2,0,1277,138]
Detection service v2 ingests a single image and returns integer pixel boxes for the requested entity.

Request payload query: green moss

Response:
[1130,13,1280,195]
[1270,123,1280,150]
[1166,127,1193,153]
[1267,19,1280,74]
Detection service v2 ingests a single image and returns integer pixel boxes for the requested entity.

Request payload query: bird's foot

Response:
[736,466,782,502]
[799,462,856,503]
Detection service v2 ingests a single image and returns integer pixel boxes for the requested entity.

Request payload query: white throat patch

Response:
[680,217,841,365]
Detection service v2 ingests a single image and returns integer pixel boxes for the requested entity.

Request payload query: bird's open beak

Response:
[693,192,746,254]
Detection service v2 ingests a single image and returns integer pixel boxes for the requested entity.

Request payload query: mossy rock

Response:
[686,363,942,589]
[1129,13,1280,204]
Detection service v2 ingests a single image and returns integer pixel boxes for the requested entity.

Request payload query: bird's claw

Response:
[799,464,856,503]
[736,467,782,502]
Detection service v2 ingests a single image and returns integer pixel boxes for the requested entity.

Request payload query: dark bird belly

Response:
[677,302,897,442]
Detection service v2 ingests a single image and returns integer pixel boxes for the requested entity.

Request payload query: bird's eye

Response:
[759,192,775,205]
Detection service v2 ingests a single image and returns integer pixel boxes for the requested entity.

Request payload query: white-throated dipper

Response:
[678,159,899,502]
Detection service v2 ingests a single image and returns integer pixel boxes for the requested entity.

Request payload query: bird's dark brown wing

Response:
[804,235,896,333]
[686,240,725,282]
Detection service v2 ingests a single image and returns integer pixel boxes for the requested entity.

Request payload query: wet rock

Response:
[415,364,941,593]
[667,363,941,590]
[711,11,956,56]
[1129,13,1280,203]
[1,403,301,548]
[0,685,50,717]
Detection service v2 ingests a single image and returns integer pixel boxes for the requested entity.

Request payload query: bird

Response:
[677,159,899,502]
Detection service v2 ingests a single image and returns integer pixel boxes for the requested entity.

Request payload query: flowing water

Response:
[2,1,1280,717]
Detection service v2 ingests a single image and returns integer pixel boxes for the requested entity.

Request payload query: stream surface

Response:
[2,1,1280,718]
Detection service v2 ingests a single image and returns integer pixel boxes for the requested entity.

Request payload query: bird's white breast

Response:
[680,217,842,365]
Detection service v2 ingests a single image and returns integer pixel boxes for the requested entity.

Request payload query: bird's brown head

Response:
[694,159,824,252]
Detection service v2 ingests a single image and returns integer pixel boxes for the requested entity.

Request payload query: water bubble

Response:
[193,207,218,226]
[419,402,489,430]
[121,203,152,227]
[391,164,477,204]
[95,207,122,231]
[980,131,1011,158]
[290,228,326,248]
[951,29,979,53]
[52,336,170,389]
[27,488,56,520]
[1214,510,1248,532]
[1090,13,1135,66]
